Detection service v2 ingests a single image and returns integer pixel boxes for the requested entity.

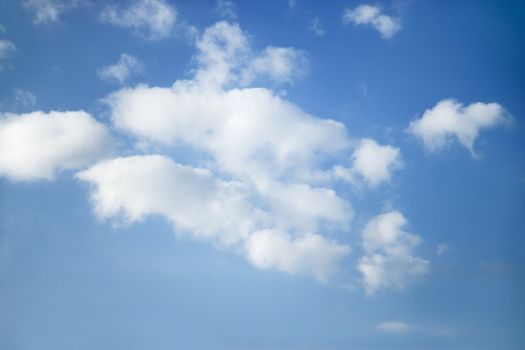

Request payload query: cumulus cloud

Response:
[78,21,362,281]
[0,111,113,181]
[357,211,429,294]
[192,22,307,88]
[77,155,351,280]
[101,0,177,40]
[408,99,511,156]
[0,39,15,59]
[245,230,350,282]
[105,24,337,188]
[98,53,143,85]
[77,21,410,284]
[343,4,400,39]
[76,155,258,245]
[333,138,402,187]
[377,321,412,333]
[23,0,87,25]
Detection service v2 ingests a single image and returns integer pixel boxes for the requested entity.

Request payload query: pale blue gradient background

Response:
[1,1,524,349]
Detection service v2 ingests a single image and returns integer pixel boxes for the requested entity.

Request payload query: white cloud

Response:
[407,99,510,156]
[0,111,113,181]
[76,155,259,245]
[79,21,359,282]
[264,181,351,233]
[357,211,429,294]
[193,21,307,88]
[105,23,338,187]
[23,0,87,25]
[77,155,351,280]
[105,85,348,186]
[243,47,307,84]
[215,0,237,19]
[333,138,402,187]
[0,39,16,59]
[309,18,325,37]
[77,21,414,285]
[100,0,177,40]
[245,230,350,282]
[98,53,143,85]
[377,321,412,333]
[436,243,449,255]
[343,4,400,39]
[13,88,37,107]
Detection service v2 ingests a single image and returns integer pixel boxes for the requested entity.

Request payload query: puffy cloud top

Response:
[357,211,429,294]
[0,111,113,181]
[408,99,510,156]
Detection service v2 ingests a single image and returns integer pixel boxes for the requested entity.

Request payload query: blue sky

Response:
[0,0,524,349]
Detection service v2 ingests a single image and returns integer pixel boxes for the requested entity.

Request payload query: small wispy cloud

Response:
[100,0,177,40]
[23,0,87,25]
[309,17,325,37]
[436,243,449,255]
[98,53,143,85]
[14,88,37,108]
[377,321,412,333]
[377,322,456,337]
[343,4,400,39]
[215,0,237,20]
[0,39,15,59]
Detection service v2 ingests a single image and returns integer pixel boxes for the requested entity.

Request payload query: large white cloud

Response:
[104,22,355,188]
[76,155,351,280]
[77,21,407,284]
[408,99,510,155]
[106,84,349,185]
[0,111,113,181]
[100,0,177,40]
[343,4,400,39]
[75,21,371,282]
[357,211,429,294]
[76,155,259,246]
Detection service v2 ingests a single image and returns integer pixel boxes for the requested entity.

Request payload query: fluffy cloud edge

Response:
[76,154,352,281]
[100,0,177,40]
[357,211,429,294]
[0,110,113,181]
[98,53,143,85]
[407,99,511,156]
[343,4,401,39]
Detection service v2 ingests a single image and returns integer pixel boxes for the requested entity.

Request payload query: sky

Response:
[0,0,524,349]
